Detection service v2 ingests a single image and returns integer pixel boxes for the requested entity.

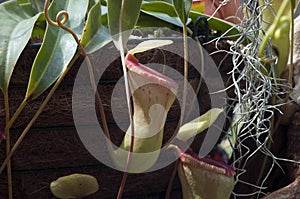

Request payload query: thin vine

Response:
[4,90,12,199]
[0,0,113,175]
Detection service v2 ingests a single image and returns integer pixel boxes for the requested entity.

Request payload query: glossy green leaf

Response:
[141,1,178,17]
[0,0,41,94]
[141,1,189,27]
[137,12,178,28]
[84,26,111,54]
[26,0,88,99]
[176,108,223,142]
[88,0,98,10]
[107,0,142,49]
[17,0,35,16]
[17,0,46,14]
[81,0,111,54]
[172,0,192,24]
[50,173,99,199]
[141,10,189,27]
[141,1,239,37]
[144,0,172,3]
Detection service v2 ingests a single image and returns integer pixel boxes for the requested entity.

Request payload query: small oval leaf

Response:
[50,173,99,199]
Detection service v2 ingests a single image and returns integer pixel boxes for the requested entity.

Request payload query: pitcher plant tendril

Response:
[0,0,112,175]
[44,0,111,142]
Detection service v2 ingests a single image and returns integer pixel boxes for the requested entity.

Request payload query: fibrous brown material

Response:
[0,40,238,198]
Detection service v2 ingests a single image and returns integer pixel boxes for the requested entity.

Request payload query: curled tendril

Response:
[43,0,111,142]
[43,0,86,57]
[56,11,69,27]
[44,0,68,27]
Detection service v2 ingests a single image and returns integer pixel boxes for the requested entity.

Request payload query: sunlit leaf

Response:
[137,12,178,28]
[191,0,204,13]
[176,108,223,142]
[128,40,173,55]
[141,1,178,17]
[141,10,189,27]
[26,0,88,99]
[141,1,239,36]
[0,0,41,94]
[141,1,191,27]
[88,0,98,10]
[144,0,172,3]
[50,173,99,199]
[17,0,35,16]
[18,0,45,14]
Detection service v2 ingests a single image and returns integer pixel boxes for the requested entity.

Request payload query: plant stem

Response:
[84,52,112,142]
[45,0,112,152]
[43,1,113,196]
[3,99,28,138]
[4,91,12,199]
[117,170,128,199]
[0,52,80,175]
[285,0,295,103]
[163,23,189,199]
[182,25,189,124]
[116,1,135,197]
[186,38,204,119]
[165,159,179,199]
[116,38,134,199]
